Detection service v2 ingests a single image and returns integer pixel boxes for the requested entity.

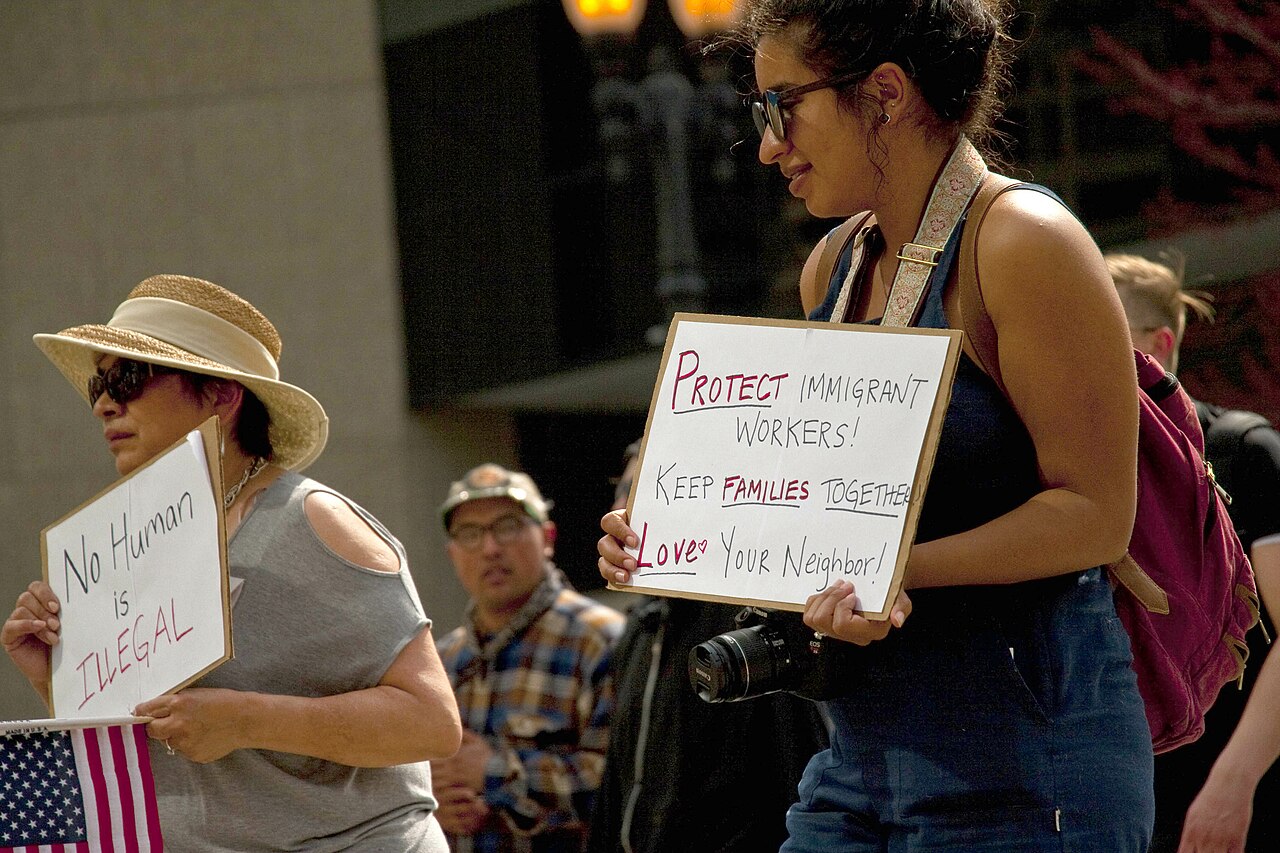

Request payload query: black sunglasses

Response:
[88,358,178,406]
[750,70,869,142]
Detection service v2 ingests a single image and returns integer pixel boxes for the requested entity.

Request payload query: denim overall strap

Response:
[829,214,877,323]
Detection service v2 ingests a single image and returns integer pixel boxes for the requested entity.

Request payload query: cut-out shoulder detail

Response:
[303,491,401,573]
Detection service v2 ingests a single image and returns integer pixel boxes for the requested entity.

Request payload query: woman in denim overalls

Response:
[599,0,1153,849]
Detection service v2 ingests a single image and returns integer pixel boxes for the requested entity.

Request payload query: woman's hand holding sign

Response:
[598,507,911,644]
[1,580,62,705]
[597,508,639,584]
[803,579,911,646]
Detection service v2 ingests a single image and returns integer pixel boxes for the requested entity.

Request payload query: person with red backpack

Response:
[598,1,1154,849]
[1109,252,1280,853]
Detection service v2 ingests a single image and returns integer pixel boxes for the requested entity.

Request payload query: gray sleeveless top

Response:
[149,472,445,852]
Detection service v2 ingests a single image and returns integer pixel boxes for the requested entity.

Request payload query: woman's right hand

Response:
[2,581,61,694]
[803,580,911,646]
[597,509,639,585]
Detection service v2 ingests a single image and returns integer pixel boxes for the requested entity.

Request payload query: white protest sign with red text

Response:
[617,314,960,618]
[42,420,231,719]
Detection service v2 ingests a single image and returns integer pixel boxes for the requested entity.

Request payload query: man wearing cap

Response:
[433,463,624,853]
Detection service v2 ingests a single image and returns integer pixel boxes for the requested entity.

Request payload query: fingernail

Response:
[892,612,905,627]
[625,536,638,547]
[614,571,628,584]
[49,601,59,613]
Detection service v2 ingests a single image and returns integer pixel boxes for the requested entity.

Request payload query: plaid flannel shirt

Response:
[438,569,624,853]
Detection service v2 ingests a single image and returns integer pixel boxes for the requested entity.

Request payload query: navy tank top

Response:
[811,217,1040,546]
[809,211,1080,645]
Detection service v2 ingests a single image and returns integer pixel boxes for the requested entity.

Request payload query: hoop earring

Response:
[878,112,891,125]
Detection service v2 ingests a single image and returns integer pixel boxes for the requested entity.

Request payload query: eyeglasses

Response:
[449,513,534,550]
[750,70,869,142]
[87,358,177,406]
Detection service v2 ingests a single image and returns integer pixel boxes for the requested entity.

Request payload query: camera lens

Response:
[689,624,792,703]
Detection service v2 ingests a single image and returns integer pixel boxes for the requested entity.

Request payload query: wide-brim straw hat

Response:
[33,274,329,470]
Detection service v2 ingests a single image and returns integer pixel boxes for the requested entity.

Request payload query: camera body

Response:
[688,606,861,702]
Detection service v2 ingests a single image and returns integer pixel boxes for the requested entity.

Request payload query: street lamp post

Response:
[563,0,745,345]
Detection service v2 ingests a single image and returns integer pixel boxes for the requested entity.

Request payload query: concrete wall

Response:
[0,1,513,720]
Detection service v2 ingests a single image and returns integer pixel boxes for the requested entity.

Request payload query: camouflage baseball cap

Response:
[440,463,552,529]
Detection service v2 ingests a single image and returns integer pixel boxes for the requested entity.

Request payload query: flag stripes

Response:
[1,725,162,853]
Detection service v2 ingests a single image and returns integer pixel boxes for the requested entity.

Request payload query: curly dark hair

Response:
[734,0,1014,158]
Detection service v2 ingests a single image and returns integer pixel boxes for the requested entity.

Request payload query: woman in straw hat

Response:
[2,274,461,851]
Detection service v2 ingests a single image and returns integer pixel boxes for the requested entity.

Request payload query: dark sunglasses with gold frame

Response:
[87,358,181,407]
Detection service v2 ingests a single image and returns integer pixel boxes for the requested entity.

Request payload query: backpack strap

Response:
[955,174,1022,395]
[957,179,1090,392]
[953,180,1181,614]
[1201,407,1272,502]
[1110,555,1172,615]
[1194,399,1221,431]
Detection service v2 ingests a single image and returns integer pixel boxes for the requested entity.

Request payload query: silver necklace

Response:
[223,457,267,509]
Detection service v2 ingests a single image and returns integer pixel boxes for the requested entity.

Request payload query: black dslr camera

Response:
[688,606,861,702]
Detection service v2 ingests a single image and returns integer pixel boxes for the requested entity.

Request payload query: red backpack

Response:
[1112,351,1259,751]
[818,175,1262,753]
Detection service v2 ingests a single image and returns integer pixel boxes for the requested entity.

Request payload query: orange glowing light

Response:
[562,0,647,37]
[669,0,743,39]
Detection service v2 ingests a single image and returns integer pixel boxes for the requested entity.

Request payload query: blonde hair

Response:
[1106,251,1214,345]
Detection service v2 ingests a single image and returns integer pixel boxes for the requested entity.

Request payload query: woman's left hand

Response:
[803,580,911,645]
[136,687,246,763]
[597,508,639,585]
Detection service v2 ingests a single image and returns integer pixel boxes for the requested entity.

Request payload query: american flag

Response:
[0,724,163,853]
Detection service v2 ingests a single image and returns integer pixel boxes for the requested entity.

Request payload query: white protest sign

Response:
[618,314,960,618]
[42,419,231,718]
